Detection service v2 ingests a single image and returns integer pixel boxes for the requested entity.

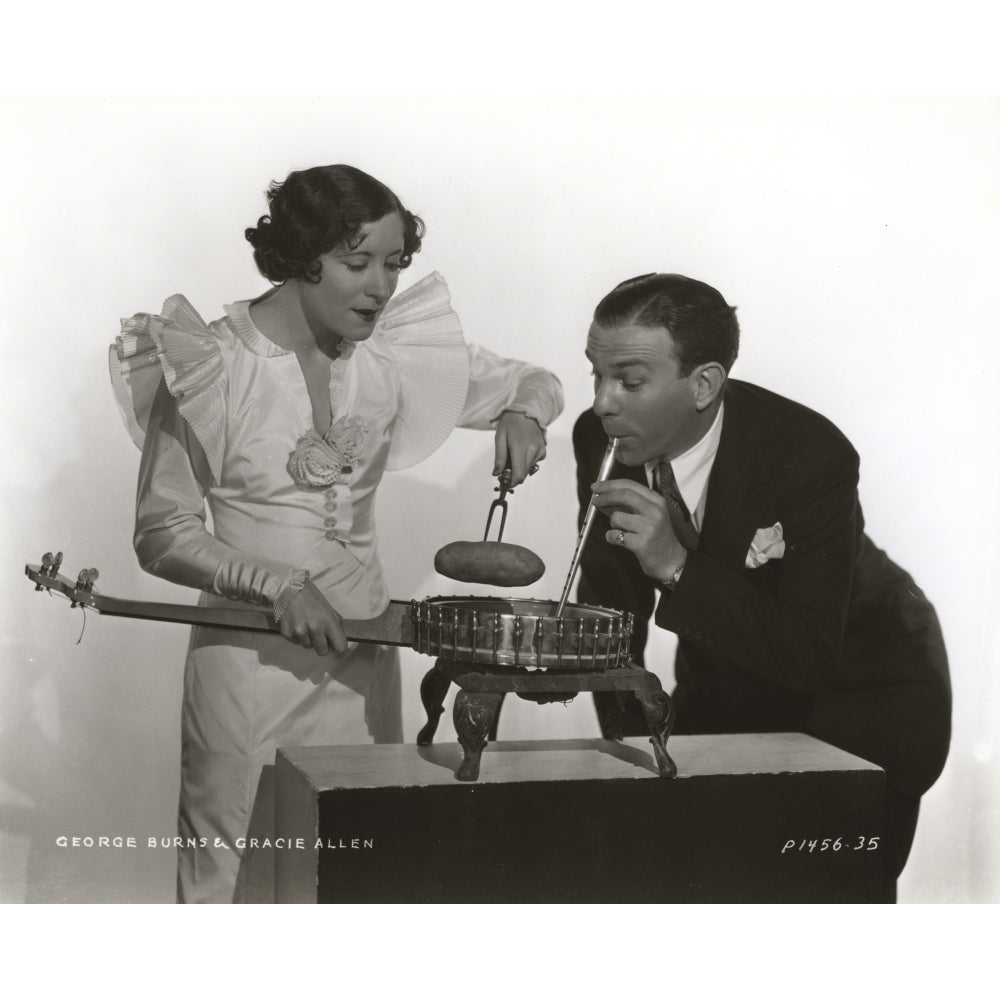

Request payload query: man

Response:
[574,272,950,899]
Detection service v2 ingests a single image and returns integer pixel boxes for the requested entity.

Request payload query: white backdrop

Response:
[1,95,997,903]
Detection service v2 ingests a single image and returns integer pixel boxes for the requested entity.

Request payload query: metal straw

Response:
[554,437,619,617]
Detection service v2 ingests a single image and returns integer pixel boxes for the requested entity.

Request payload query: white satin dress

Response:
[109,273,564,902]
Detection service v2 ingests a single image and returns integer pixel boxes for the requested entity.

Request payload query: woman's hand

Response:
[278,580,349,656]
[494,411,547,486]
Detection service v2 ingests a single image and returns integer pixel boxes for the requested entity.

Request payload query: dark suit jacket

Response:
[574,380,951,800]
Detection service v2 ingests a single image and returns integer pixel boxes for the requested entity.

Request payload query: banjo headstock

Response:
[25,552,101,607]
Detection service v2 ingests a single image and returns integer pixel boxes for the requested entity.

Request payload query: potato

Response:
[434,541,545,587]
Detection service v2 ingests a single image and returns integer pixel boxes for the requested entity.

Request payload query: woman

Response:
[109,165,564,902]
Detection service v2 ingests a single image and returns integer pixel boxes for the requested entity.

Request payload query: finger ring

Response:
[529,464,539,476]
[616,531,626,546]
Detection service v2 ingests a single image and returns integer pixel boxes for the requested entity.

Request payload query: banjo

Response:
[25,551,634,673]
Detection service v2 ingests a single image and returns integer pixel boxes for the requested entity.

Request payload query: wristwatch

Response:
[659,563,685,590]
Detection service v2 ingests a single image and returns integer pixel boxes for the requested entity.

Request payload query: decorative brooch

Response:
[286,415,369,490]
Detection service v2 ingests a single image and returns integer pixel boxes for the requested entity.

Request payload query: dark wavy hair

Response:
[593,273,740,375]
[244,165,425,284]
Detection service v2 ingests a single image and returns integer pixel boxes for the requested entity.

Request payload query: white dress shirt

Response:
[644,401,725,533]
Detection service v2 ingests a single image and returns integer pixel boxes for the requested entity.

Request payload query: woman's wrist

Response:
[495,407,546,432]
[273,568,311,620]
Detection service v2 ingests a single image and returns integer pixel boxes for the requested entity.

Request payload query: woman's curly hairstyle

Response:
[244,165,424,284]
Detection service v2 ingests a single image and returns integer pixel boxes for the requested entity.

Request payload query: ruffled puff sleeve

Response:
[377,272,564,471]
[376,272,471,471]
[110,296,305,616]
[109,294,228,484]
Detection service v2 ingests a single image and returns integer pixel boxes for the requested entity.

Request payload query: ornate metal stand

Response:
[417,658,677,782]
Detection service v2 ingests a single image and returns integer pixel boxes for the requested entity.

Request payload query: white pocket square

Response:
[745,522,785,568]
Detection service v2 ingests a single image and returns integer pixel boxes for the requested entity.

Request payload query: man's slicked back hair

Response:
[593,273,740,375]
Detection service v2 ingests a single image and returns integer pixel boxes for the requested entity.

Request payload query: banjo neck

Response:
[24,555,414,647]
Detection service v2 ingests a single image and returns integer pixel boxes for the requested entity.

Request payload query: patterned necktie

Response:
[656,457,700,551]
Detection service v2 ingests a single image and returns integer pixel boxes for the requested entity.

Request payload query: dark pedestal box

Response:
[274,733,885,903]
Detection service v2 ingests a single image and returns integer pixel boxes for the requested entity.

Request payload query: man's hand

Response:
[278,580,349,656]
[591,479,687,582]
[494,411,546,486]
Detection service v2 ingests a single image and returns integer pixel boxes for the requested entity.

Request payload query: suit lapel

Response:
[698,382,773,570]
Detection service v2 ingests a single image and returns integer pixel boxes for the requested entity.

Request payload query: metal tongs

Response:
[483,467,514,543]
[483,462,541,543]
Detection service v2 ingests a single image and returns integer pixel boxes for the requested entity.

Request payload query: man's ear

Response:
[691,362,727,412]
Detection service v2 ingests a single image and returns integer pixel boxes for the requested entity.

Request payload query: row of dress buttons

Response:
[324,488,339,540]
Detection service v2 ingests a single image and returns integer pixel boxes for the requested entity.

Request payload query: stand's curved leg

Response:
[416,662,452,746]
[453,691,503,782]
[636,688,678,778]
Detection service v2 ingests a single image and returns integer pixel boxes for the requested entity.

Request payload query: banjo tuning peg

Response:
[40,551,63,577]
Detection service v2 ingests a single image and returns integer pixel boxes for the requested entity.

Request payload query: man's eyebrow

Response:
[590,357,655,371]
[585,349,653,367]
